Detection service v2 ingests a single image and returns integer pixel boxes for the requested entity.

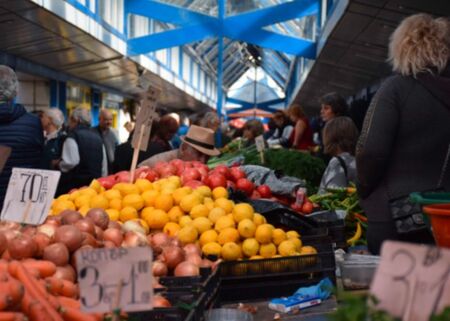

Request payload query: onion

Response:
[103,229,123,247]
[184,244,201,257]
[200,259,214,269]
[0,221,20,231]
[94,226,104,240]
[152,261,168,277]
[123,220,147,235]
[45,216,62,227]
[86,208,109,230]
[75,218,96,235]
[153,277,165,289]
[33,233,52,257]
[54,226,83,252]
[108,220,122,230]
[2,250,10,260]
[37,224,57,239]
[122,231,148,248]
[82,232,98,248]
[60,210,82,225]
[0,232,7,256]
[103,240,116,248]
[151,233,171,249]
[3,230,21,243]
[174,261,200,277]
[153,295,171,308]
[8,234,37,259]
[186,254,202,266]
[54,265,76,283]
[170,238,182,248]
[21,226,37,237]
[162,246,185,270]
[43,242,69,266]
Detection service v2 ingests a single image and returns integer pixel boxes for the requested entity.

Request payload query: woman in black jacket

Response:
[356,14,450,254]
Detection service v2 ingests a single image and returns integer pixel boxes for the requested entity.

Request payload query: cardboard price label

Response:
[370,241,450,321]
[132,87,161,152]
[76,247,153,314]
[1,168,60,225]
[0,146,11,174]
[255,135,265,152]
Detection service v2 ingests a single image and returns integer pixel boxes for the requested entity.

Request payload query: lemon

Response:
[272,228,287,245]
[250,255,264,260]
[145,209,169,229]
[178,225,198,244]
[242,238,260,257]
[203,197,215,211]
[232,203,254,222]
[105,209,120,221]
[259,243,277,258]
[202,242,222,257]
[214,215,235,231]
[122,194,144,211]
[104,189,122,201]
[154,194,174,212]
[221,242,242,261]
[168,206,184,222]
[90,195,109,209]
[173,187,192,205]
[255,224,274,244]
[140,206,154,221]
[180,194,201,213]
[120,206,139,222]
[179,215,193,227]
[217,227,240,245]
[199,230,218,247]
[190,204,209,219]
[214,198,234,214]
[74,194,91,209]
[142,190,159,207]
[79,187,97,197]
[109,198,122,211]
[300,246,317,255]
[192,217,213,234]
[212,186,228,200]
[163,222,181,237]
[167,176,181,188]
[135,179,153,192]
[57,194,70,202]
[286,230,300,239]
[208,207,227,223]
[68,190,81,201]
[89,179,103,193]
[196,186,212,198]
[52,200,76,214]
[278,240,297,256]
[253,213,266,226]
[78,206,90,216]
[290,237,302,251]
[237,219,256,238]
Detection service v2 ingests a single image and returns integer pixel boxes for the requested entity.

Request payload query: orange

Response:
[199,230,218,247]
[113,183,139,196]
[259,243,277,258]
[177,225,198,244]
[180,194,202,213]
[134,179,153,192]
[144,209,169,229]
[122,194,144,211]
[168,206,184,222]
[154,194,174,212]
[109,198,122,211]
[163,222,181,237]
[173,187,192,205]
[104,189,122,200]
[74,194,91,209]
[89,195,109,209]
[232,203,254,222]
[214,198,234,214]
[202,242,221,257]
[212,187,228,200]
[221,242,242,261]
[105,209,120,221]
[119,206,139,222]
[255,224,273,244]
[237,219,256,238]
[142,190,159,207]
[190,204,209,219]
[217,227,240,245]
[209,207,227,223]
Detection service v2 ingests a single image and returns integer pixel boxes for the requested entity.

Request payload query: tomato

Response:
[169,159,184,168]
[98,176,116,189]
[144,169,158,182]
[256,185,272,198]
[115,171,131,183]
[291,203,303,213]
[229,167,246,182]
[155,164,176,177]
[236,178,255,196]
[212,165,230,179]
[301,202,313,214]
[206,174,227,189]
[181,168,201,184]
[183,180,204,189]
[251,190,261,199]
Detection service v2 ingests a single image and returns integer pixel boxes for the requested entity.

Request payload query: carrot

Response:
[0,292,13,311]
[21,292,51,321]
[60,280,78,299]
[59,306,97,321]
[0,312,27,321]
[56,297,80,309]
[22,260,56,278]
[45,278,64,296]
[9,262,63,321]
[5,278,24,306]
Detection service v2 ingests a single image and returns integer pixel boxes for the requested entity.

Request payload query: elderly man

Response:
[0,66,44,207]
[139,125,220,168]
[56,107,107,194]
[40,108,66,170]
[94,109,118,173]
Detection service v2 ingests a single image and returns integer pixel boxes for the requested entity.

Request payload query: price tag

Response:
[1,168,60,225]
[255,135,265,152]
[370,241,450,321]
[132,87,160,152]
[0,146,11,174]
[76,247,153,314]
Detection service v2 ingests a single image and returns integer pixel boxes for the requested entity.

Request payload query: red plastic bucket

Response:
[423,203,450,248]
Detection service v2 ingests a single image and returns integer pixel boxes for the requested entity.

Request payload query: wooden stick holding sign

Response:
[255,135,265,164]
[129,87,160,183]
[0,146,11,175]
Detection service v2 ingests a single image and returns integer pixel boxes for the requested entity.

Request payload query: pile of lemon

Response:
[51,176,316,261]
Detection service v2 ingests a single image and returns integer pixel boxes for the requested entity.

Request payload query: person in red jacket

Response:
[287,104,314,151]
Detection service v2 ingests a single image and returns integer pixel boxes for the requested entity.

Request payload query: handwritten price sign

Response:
[255,135,265,152]
[76,247,153,313]
[370,241,450,321]
[0,168,60,225]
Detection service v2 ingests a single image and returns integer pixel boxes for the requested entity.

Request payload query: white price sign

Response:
[76,247,153,314]
[255,135,265,152]
[1,168,60,225]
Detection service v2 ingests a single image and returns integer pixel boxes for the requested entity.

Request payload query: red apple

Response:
[115,171,131,183]
[230,167,246,182]
[257,185,272,198]
[184,180,204,189]
[181,168,201,184]
[236,178,255,196]
[144,169,158,182]
[213,165,229,179]
[98,176,116,189]
[206,174,227,189]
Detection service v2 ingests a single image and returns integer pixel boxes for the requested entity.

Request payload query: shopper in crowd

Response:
[40,108,67,170]
[318,117,358,194]
[94,109,118,173]
[139,125,220,167]
[148,115,179,153]
[267,110,294,148]
[242,119,264,147]
[200,111,230,147]
[356,13,450,254]
[56,107,107,194]
[319,92,348,122]
[0,65,44,207]
[287,104,314,151]
[263,118,277,140]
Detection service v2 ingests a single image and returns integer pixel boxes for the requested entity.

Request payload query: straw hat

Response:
[181,125,220,156]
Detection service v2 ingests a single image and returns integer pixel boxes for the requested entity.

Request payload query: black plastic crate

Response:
[309,210,347,249]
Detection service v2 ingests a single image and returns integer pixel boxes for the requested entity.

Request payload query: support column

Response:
[50,80,67,117]
[91,89,101,127]
[215,0,225,148]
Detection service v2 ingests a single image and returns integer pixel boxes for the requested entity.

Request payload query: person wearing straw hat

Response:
[138,125,220,168]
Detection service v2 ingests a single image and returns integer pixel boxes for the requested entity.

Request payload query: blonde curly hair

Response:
[388,13,450,77]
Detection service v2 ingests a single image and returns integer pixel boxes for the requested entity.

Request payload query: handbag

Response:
[390,144,450,234]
